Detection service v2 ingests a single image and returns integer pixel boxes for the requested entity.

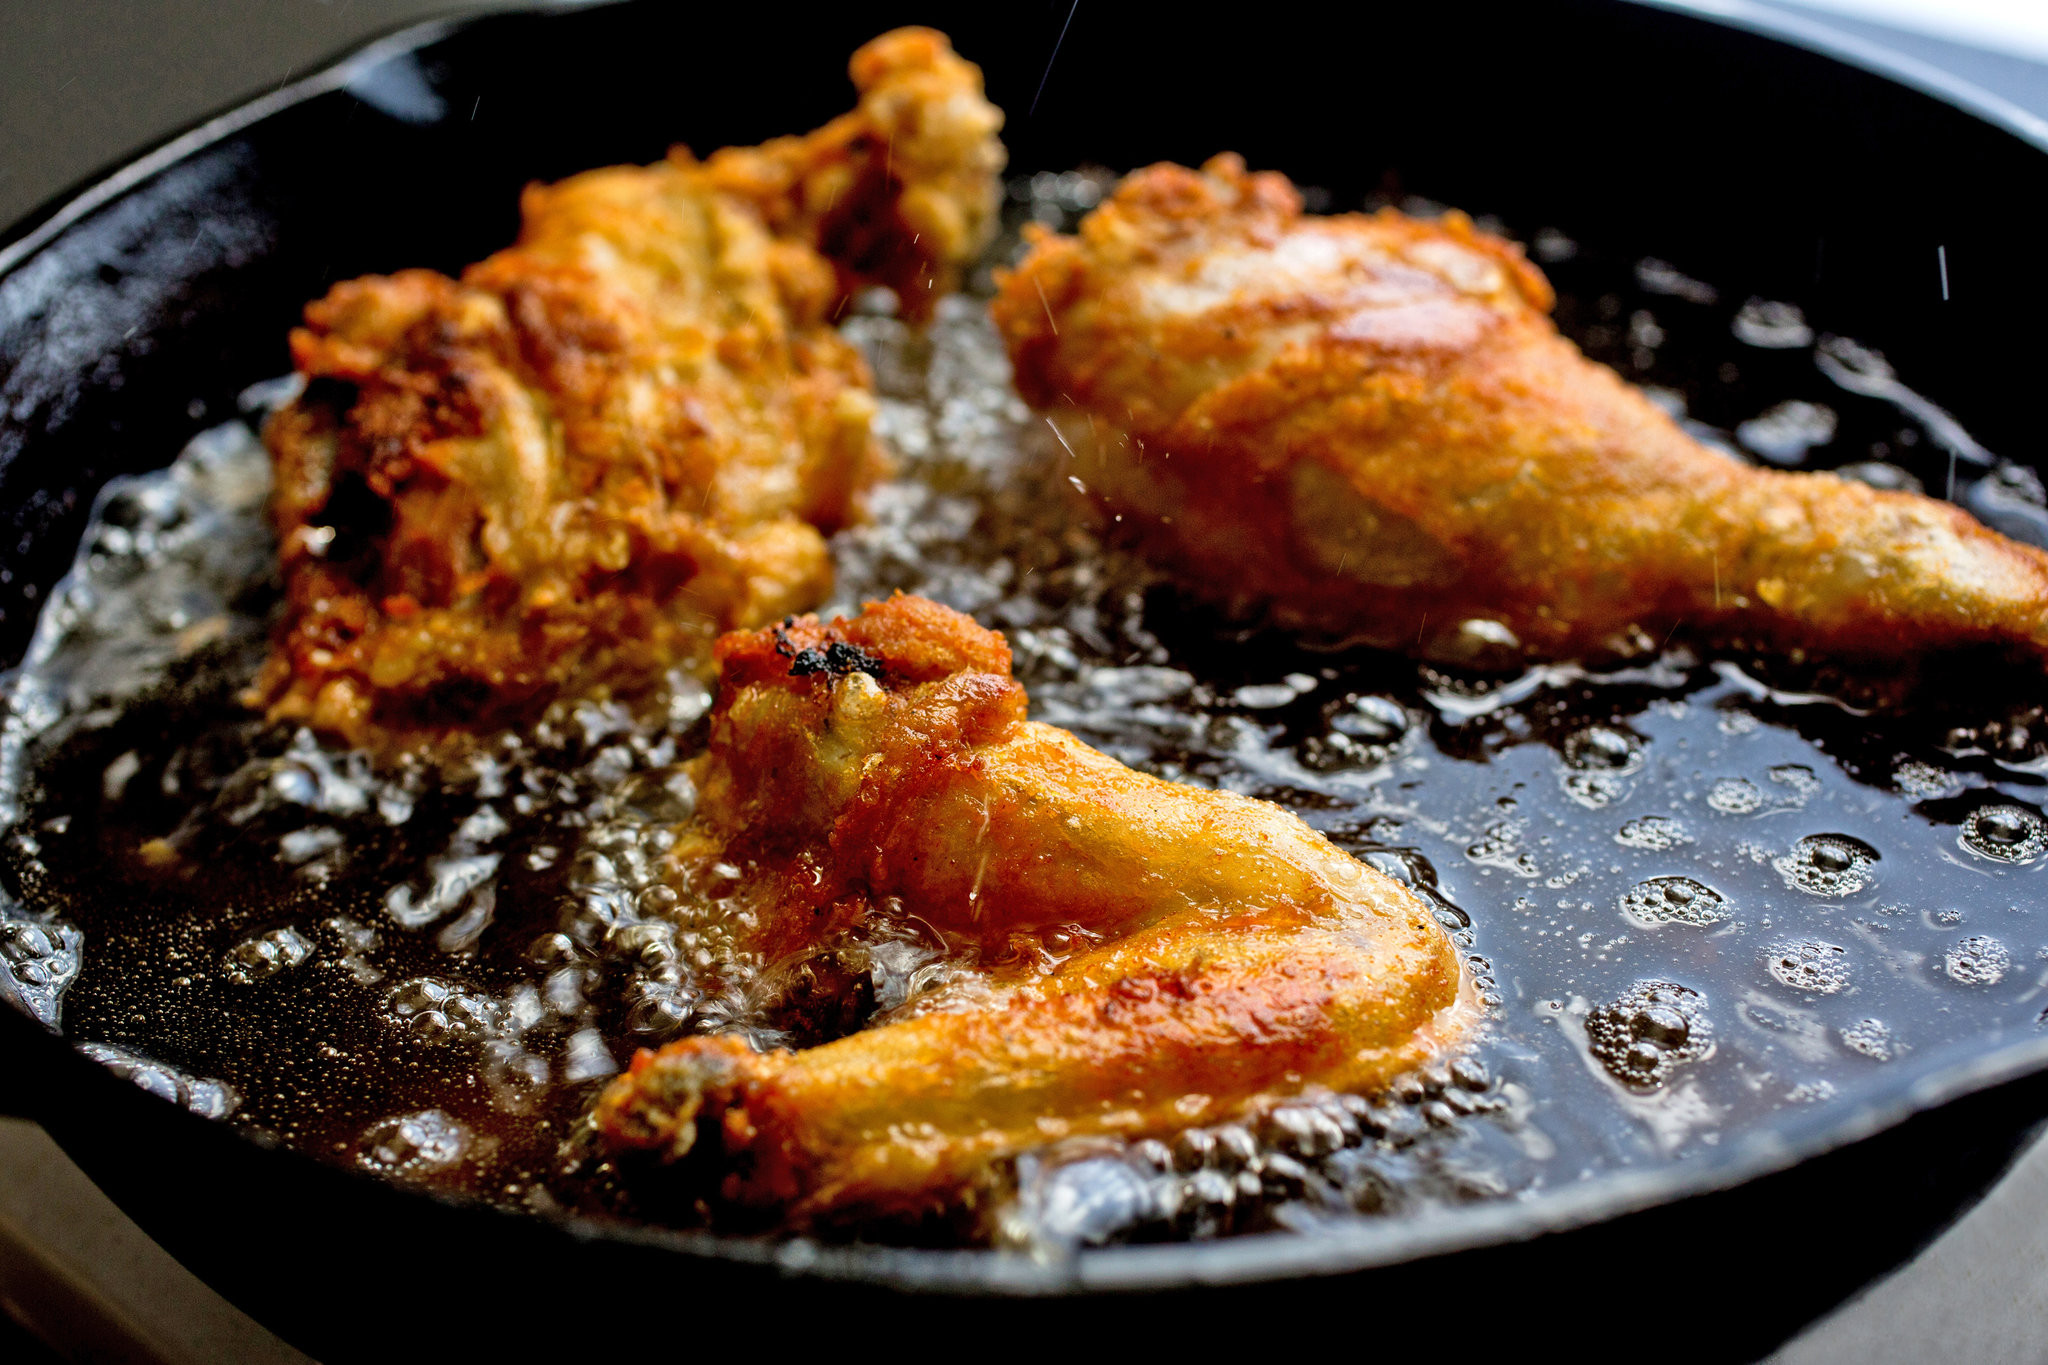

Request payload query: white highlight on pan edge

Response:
[1772,0,2048,63]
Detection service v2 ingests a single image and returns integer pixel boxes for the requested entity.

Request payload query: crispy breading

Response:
[255,29,1003,742]
[699,28,1007,313]
[594,595,1472,1224]
[992,155,2048,668]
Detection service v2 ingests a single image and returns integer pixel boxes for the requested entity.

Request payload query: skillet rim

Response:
[3,0,2048,1297]
[1643,0,2048,153]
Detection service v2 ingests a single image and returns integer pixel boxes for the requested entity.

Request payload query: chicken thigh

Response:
[256,28,1004,743]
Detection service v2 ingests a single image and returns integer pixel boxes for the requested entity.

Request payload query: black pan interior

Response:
[4,2,2048,1358]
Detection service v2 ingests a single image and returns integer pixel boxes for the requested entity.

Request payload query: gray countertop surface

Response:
[2,2,2046,1360]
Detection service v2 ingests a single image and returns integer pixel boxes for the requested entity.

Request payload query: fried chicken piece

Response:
[992,155,2048,669]
[594,595,1472,1225]
[255,29,1004,742]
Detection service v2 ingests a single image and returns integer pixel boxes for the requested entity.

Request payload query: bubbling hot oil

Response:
[6,174,2048,1252]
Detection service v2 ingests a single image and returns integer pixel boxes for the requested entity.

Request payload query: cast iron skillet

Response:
[5,2,2048,1357]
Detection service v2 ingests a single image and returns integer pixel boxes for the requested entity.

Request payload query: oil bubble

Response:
[1563,725,1641,771]
[1620,876,1728,928]
[389,976,448,1015]
[277,826,342,865]
[387,976,501,1043]
[1260,1105,1351,1160]
[614,770,696,826]
[1212,1125,1259,1169]
[1334,693,1406,738]
[1615,815,1694,851]
[1708,778,1763,814]
[1893,761,1959,799]
[359,1109,470,1177]
[1233,683,1298,710]
[1560,725,1642,808]
[527,932,580,965]
[1450,1056,1492,1091]
[1466,820,1538,878]
[0,917,83,1026]
[1731,299,1813,349]
[562,1027,618,1081]
[608,921,679,972]
[1305,695,1410,770]
[635,884,681,917]
[1005,1154,1160,1249]
[1737,401,1837,466]
[1532,228,1578,262]
[1172,1127,1218,1173]
[1,924,50,978]
[482,1042,551,1113]
[221,925,312,984]
[1837,462,1922,494]
[1637,258,1717,304]
[1586,980,1713,1089]
[626,986,697,1039]
[1959,805,2048,865]
[1768,765,1820,800]
[1944,935,2011,986]
[77,1042,238,1118]
[1840,1018,1895,1061]
[1360,847,1437,889]
[1774,834,1880,896]
[1765,939,1850,995]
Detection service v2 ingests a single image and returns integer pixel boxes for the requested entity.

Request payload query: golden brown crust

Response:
[594,595,1472,1224]
[992,155,2048,668]
[701,26,1007,316]
[255,29,1004,743]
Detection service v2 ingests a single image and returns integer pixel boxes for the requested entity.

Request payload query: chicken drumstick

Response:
[992,155,2048,670]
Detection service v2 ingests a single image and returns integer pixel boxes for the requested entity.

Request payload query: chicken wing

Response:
[255,29,1004,743]
[594,595,1472,1224]
[992,155,2048,670]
